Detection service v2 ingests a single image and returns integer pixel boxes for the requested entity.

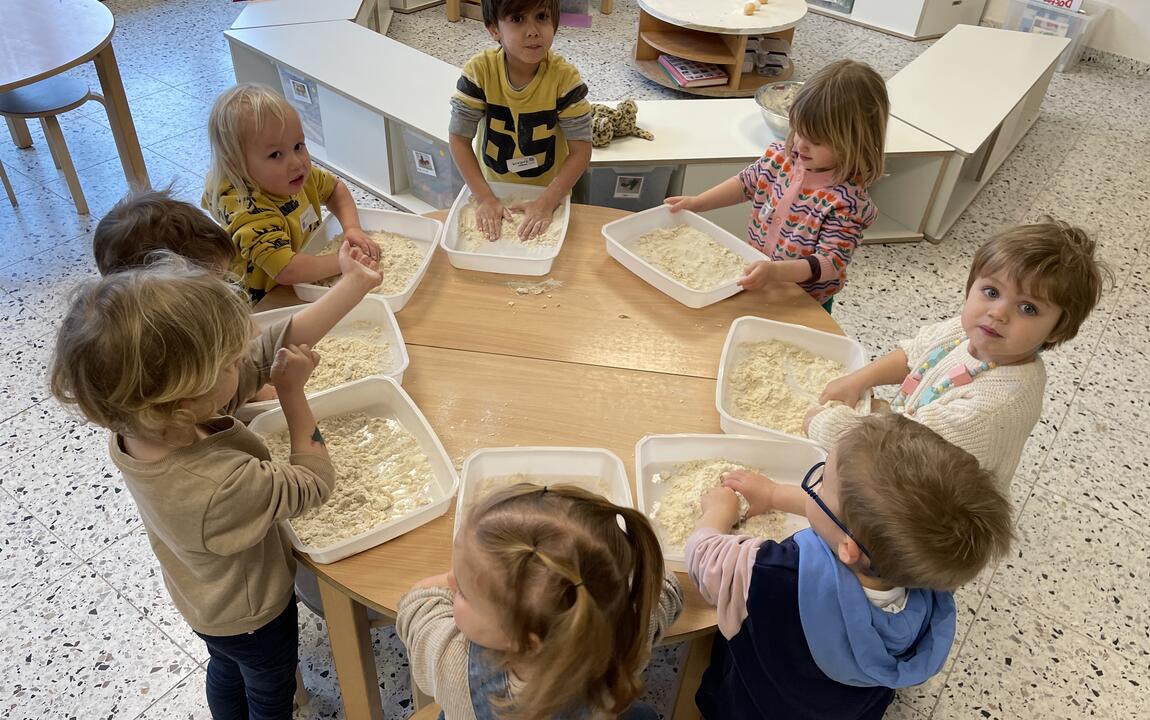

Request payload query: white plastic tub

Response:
[293,208,442,312]
[716,316,871,444]
[248,376,459,564]
[635,433,823,571]
[601,205,764,309]
[453,447,632,537]
[240,295,409,422]
[440,182,571,276]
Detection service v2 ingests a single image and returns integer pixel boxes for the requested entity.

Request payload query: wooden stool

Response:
[0,76,105,215]
[0,159,15,207]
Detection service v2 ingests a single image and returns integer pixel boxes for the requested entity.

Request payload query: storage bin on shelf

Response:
[580,165,674,213]
[1004,0,1108,72]
[399,124,464,209]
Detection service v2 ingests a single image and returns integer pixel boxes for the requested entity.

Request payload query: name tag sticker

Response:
[507,155,540,173]
[299,205,319,230]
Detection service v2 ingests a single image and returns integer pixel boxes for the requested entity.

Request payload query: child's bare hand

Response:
[722,469,778,517]
[663,195,696,213]
[819,374,867,407]
[476,197,513,241]
[337,241,383,290]
[737,261,773,291]
[699,486,741,530]
[342,227,381,261]
[270,344,320,392]
[510,198,555,241]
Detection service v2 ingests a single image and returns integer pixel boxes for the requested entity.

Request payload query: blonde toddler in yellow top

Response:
[203,83,382,302]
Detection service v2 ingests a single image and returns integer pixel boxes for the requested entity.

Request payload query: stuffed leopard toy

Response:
[589,99,655,148]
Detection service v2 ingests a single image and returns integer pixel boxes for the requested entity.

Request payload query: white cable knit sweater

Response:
[807,317,1046,489]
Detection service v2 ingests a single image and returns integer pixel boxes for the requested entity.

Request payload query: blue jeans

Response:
[195,598,298,720]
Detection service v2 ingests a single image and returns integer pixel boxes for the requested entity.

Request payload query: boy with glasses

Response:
[686,414,1013,719]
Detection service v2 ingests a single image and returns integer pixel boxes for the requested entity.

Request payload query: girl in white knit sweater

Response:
[798,219,1110,489]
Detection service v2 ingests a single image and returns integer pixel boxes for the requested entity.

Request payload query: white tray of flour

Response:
[601,205,764,309]
[294,208,442,313]
[452,447,632,537]
[239,296,408,422]
[441,182,571,276]
[717,316,871,445]
[249,376,458,564]
[635,433,822,572]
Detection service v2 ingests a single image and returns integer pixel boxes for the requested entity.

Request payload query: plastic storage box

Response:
[1004,0,1108,72]
[582,165,675,213]
[441,181,572,276]
[601,205,764,309]
[400,124,464,209]
[292,208,442,312]
[240,296,409,422]
[453,447,632,537]
[248,376,459,564]
[635,433,822,571]
[716,316,871,444]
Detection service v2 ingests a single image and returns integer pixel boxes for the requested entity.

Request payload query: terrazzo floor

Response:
[1,1,1148,718]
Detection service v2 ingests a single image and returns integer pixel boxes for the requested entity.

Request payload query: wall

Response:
[983,0,1150,64]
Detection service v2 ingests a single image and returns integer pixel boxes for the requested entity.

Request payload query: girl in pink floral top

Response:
[666,60,889,312]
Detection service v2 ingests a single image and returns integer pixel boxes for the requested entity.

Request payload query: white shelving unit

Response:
[807,0,987,41]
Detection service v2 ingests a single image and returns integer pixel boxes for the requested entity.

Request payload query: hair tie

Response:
[540,486,549,495]
[571,579,584,588]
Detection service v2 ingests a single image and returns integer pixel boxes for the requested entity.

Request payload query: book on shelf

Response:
[656,54,728,88]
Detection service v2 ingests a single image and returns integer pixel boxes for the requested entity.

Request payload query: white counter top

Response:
[225,20,459,139]
[886,24,1069,156]
[590,99,951,165]
[637,0,807,35]
[231,0,368,29]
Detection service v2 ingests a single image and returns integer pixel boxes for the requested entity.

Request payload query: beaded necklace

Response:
[891,338,996,416]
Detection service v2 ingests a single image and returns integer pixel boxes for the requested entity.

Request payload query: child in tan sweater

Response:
[50,256,335,718]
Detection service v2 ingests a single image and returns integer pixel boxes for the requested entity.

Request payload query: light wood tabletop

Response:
[259,203,842,720]
[0,0,149,188]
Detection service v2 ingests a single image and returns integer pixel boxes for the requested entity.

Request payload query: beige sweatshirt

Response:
[110,417,335,636]
[396,571,685,720]
[221,317,291,416]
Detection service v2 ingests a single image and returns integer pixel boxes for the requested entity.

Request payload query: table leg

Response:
[317,575,386,720]
[6,118,32,149]
[600,0,614,13]
[92,43,150,190]
[446,0,460,21]
[671,632,713,720]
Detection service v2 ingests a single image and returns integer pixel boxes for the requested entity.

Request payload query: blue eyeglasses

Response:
[801,461,874,567]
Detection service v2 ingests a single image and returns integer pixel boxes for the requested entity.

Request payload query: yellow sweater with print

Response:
[450,48,591,186]
[204,167,336,302]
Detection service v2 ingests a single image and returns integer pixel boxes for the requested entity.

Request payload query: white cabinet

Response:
[808,0,987,40]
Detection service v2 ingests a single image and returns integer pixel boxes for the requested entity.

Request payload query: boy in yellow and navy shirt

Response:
[449,0,592,241]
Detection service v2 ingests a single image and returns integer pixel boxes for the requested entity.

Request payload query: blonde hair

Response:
[835,414,1013,591]
[785,60,889,187]
[204,83,298,216]
[463,484,664,719]
[49,254,252,441]
[966,217,1114,349]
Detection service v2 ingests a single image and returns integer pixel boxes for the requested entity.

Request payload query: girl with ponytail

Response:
[397,483,683,719]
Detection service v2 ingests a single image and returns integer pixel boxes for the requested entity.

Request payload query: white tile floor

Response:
[0,1,1147,718]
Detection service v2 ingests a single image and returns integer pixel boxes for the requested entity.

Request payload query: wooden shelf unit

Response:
[634,9,795,98]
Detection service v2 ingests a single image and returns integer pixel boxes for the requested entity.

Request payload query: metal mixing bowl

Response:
[754,80,804,137]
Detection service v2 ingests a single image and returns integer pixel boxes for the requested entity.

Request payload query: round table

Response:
[632,0,807,98]
[257,204,840,720]
[0,0,149,188]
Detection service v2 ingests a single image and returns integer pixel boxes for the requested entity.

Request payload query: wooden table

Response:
[632,0,807,97]
[0,0,149,189]
[259,204,841,719]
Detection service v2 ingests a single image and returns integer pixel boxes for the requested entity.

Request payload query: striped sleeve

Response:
[222,195,296,281]
[738,142,786,199]
[309,166,337,204]
[452,54,488,113]
[809,191,875,289]
[553,57,590,120]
